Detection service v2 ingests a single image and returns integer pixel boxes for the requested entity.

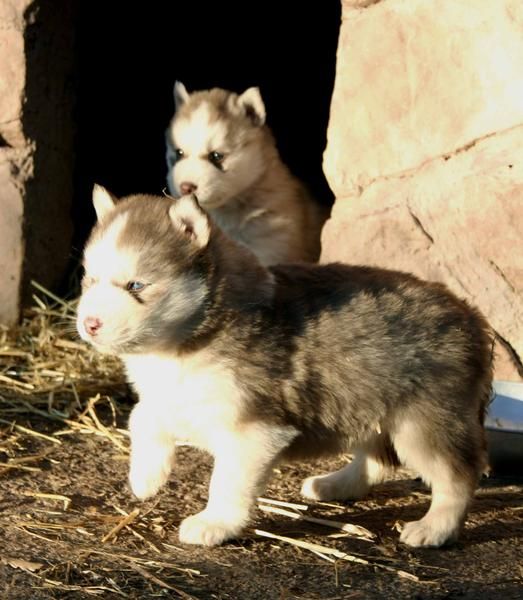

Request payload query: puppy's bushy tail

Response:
[477,325,496,476]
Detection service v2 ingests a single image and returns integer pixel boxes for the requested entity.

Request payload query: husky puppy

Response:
[77,187,493,549]
[165,82,326,265]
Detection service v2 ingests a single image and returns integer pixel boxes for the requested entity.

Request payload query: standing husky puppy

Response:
[165,82,326,265]
[77,187,493,549]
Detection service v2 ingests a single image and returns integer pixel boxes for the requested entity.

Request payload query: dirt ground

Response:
[1,394,522,600]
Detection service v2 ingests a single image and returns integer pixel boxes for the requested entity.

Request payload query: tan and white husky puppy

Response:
[165,82,326,265]
[77,187,493,549]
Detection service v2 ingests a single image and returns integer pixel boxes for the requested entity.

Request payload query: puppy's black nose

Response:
[180,182,197,195]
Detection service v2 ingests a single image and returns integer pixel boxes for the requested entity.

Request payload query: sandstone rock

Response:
[0,1,30,148]
[322,0,523,381]
[321,126,523,381]
[324,0,523,198]
[0,151,25,323]
[0,0,75,325]
[0,1,30,323]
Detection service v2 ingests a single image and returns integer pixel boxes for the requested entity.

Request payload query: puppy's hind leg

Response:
[301,435,397,501]
[392,415,484,548]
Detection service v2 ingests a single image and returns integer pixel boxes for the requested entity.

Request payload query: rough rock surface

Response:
[322,0,523,380]
[0,1,31,323]
[0,0,75,324]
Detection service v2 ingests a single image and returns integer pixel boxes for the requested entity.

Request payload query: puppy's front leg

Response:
[128,401,176,500]
[179,424,296,546]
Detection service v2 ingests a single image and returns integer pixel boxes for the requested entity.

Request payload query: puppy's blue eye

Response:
[167,149,183,168]
[126,281,145,293]
[208,151,224,165]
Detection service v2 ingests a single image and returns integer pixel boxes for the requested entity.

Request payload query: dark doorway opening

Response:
[72,3,340,277]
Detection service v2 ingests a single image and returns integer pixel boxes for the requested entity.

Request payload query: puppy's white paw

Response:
[301,474,368,501]
[301,476,329,500]
[128,463,168,500]
[400,516,459,548]
[179,510,243,546]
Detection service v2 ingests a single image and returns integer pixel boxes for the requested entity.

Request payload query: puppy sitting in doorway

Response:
[165,82,327,265]
[77,187,493,549]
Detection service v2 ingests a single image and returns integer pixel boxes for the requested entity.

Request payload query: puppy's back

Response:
[223,263,493,458]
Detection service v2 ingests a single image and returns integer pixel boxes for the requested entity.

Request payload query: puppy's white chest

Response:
[123,353,243,451]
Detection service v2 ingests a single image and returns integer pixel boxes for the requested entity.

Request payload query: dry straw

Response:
[0,282,128,457]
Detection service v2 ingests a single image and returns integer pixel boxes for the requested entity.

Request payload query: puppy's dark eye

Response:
[126,281,146,293]
[175,148,184,160]
[208,151,225,166]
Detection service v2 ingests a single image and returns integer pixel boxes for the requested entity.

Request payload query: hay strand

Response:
[101,509,140,543]
[0,418,62,445]
[257,497,309,511]
[125,562,198,599]
[254,529,420,581]
[258,503,375,541]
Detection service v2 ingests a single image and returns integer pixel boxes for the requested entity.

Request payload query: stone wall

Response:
[0,0,75,324]
[322,0,523,381]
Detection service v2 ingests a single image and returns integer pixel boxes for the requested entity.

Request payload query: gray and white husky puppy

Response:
[165,82,326,265]
[77,186,493,548]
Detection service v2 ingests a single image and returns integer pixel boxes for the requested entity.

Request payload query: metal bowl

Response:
[486,381,523,473]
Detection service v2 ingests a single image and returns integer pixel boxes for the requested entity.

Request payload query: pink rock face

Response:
[0,0,75,325]
[325,0,523,197]
[322,128,523,380]
[0,1,32,324]
[322,0,523,381]
[0,158,24,324]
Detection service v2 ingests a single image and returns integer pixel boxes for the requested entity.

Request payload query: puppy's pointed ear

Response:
[174,80,189,109]
[238,87,266,126]
[92,184,117,222]
[169,195,210,248]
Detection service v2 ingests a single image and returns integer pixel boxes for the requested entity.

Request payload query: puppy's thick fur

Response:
[77,188,493,548]
[165,82,326,265]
